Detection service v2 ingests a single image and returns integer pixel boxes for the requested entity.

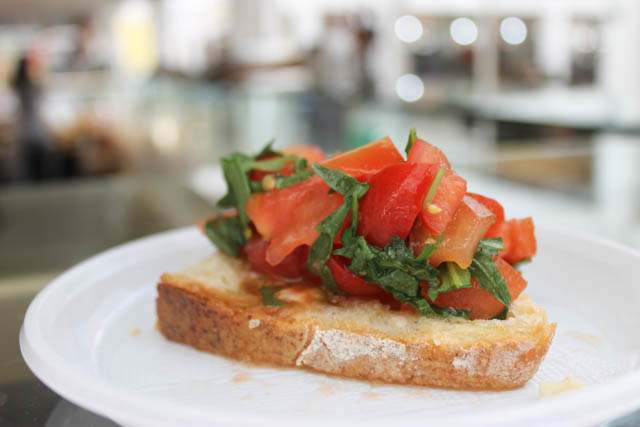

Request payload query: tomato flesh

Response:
[249,145,325,181]
[407,138,451,169]
[243,236,308,280]
[432,257,527,319]
[327,255,385,297]
[419,170,467,235]
[321,137,404,178]
[417,195,495,268]
[359,163,435,248]
[246,175,343,265]
[503,217,537,264]
[466,192,504,236]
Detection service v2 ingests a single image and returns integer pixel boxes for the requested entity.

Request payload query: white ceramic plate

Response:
[20,225,640,427]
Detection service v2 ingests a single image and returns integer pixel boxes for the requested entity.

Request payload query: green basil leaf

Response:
[468,249,511,309]
[438,261,471,293]
[219,154,254,226]
[203,215,246,257]
[405,128,417,155]
[255,139,279,158]
[275,170,314,188]
[477,238,503,256]
[415,233,444,262]
[259,286,285,307]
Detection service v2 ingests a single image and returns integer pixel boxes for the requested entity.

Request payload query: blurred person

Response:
[10,54,59,182]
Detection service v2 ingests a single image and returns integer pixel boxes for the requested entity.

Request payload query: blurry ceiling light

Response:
[500,17,527,45]
[395,15,423,43]
[396,74,424,102]
[151,117,180,153]
[450,18,478,46]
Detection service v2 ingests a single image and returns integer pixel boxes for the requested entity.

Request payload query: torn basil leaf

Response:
[203,215,246,257]
[468,239,511,310]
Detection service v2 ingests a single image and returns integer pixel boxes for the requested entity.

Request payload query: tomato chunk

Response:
[466,192,504,236]
[407,138,451,169]
[327,256,385,297]
[419,170,467,235]
[321,137,404,178]
[246,175,343,265]
[243,236,308,280]
[485,220,512,259]
[249,145,325,181]
[503,217,537,264]
[359,163,435,248]
[432,257,528,319]
[415,195,494,269]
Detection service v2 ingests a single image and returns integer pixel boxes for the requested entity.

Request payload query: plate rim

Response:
[20,225,640,427]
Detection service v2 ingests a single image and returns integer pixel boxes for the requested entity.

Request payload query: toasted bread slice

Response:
[156,252,556,390]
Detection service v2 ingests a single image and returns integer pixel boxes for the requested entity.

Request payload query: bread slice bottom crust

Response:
[156,253,556,390]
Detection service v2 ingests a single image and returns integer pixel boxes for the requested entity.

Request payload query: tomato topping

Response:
[359,163,435,248]
[246,175,343,265]
[413,195,494,269]
[406,138,451,169]
[243,236,308,280]
[503,217,537,264]
[431,257,527,319]
[485,220,512,259]
[466,192,504,236]
[321,137,404,178]
[327,256,385,297]
[419,170,467,235]
[249,145,325,181]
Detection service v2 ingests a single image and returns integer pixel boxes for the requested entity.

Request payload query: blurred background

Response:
[1,0,640,425]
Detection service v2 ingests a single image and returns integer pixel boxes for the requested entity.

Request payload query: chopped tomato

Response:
[243,236,308,280]
[327,256,385,297]
[503,217,537,264]
[249,144,325,181]
[485,220,512,259]
[359,163,435,248]
[407,138,451,169]
[419,170,467,235]
[321,137,404,178]
[245,175,343,265]
[466,193,504,236]
[431,257,527,319]
[413,195,494,269]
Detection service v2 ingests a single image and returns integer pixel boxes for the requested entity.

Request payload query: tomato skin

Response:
[466,193,504,236]
[419,170,467,235]
[359,163,435,248]
[321,137,404,177]
[414,195,495,269]
[243,236,308,280]
[249,145,325,182]
[503,217,537,264]
[246,175,343,265]
[407,138,451,169]
[327,256,385,297]
[431,257,527,319]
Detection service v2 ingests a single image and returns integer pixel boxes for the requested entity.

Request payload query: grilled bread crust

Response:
[156,253,555,390]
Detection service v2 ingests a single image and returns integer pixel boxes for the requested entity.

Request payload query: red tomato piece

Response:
[245,175,343,265]
[359,163,435,248]
[249,144,325,181]
[485,220,512,259]
[431,257,527,319]
[327,256,385,297]
[406,138,451,169]
[503,217,537,264]
[419,170,467,235]
[243,236,308,280]
[321,137,404,178]
[421,195,495,268]
[466,192,504,236]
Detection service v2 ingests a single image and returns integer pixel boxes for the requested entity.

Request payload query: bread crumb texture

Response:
[157,252,556,390]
